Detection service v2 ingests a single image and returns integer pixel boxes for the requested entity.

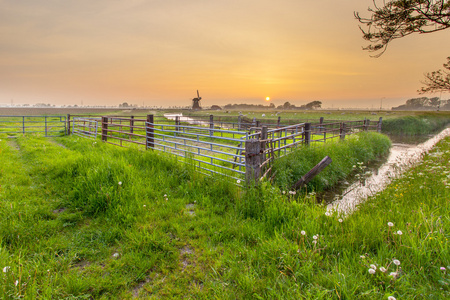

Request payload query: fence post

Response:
[101,116,108,142]
[146,114,154,149]
[261,126,268,171]
[45,116,48,137]
[319,117,324,125]
[130,115,134,134]
[256,120,260,128]
[22,116,25,134]
[277,116,281,128]
[67,114,71,135]
[245,139,262,184]
[377,117,383,133]
[238,115,242,130]
[210,114,214,136]
[175,115,180,131]
[304,122,311,145]
[340,122,346,140]
[366,119,370,131]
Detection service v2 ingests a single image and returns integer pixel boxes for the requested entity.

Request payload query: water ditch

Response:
[325,128,450,214]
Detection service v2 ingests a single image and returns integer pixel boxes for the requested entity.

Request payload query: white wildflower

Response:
[2,266,10,273]
[393,259,401,266]
[396,230,403,235]
[387,222,394,227]
[368,268,376,274]
[370,264,377,270]
[118,181,122,186]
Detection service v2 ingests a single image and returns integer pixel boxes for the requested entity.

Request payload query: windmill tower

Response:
[192,90,202,110]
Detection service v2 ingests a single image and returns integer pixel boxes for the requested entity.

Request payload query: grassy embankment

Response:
[0,131,449,299]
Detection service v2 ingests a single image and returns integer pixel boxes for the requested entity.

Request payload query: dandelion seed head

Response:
[300,230,306,236]
[370,264,377,270]
[236,179,241,184]
[338,218,343,223]
[396,230,403,235]
[313,235,318,240]
[368,268,376,274]
[393,259,400,266]
[387,222,394,227]
[380,267,387,272]
[388,296,396,300]
[118,181,122,186]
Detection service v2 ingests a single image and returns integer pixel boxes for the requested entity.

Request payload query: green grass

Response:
[0,133,449,299]
[382,114,450,136]
[273,132,391,192]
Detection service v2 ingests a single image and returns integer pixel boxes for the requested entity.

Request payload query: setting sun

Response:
[265,97,270,101]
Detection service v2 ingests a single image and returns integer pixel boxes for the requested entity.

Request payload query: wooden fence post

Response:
[175,115,180,131]
[210,114,214,136]
[238,115,242,130]
[261,126,268,170]
[256,120,260,128]
[340,122,346,140]
[245,139,262,184]
[146,114,154,149]
[67,114,71,135]
[304,122,311,145]
[377,117,383,133]
[277,116,281,128]
[101,116,108,142]
[130,115,134,134]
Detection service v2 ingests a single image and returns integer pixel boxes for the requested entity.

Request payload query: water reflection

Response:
[327,128,450,214]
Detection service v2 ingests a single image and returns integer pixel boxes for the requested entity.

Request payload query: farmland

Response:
[0,108,449,299]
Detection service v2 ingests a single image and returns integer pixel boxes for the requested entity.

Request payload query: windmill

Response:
[192,90,202,110]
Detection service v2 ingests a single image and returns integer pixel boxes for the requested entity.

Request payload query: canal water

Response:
[325,128,450,214]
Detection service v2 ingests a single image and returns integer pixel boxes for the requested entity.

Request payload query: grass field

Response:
[1,129,448,298]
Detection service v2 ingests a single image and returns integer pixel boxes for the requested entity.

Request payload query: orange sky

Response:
[1,0,449,109]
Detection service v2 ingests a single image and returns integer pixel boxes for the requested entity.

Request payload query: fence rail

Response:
[69,114,382,183]
[0,115,66,137]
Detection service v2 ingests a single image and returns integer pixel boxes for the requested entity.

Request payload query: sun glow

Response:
[265,97,270,101]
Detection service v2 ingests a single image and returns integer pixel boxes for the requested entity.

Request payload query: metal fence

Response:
[0,115,67,137]
[69,115,381,183]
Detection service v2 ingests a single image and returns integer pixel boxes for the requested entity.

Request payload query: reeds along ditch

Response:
[273,131,391,193]
[382,114,450,136]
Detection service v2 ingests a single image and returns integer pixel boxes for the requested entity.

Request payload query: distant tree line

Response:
[392,97,450,111]
[223,101,321,110]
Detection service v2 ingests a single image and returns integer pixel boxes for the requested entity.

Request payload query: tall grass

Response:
[274,132,391,192]
[0,133,448,298]
[382,114,450,135]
